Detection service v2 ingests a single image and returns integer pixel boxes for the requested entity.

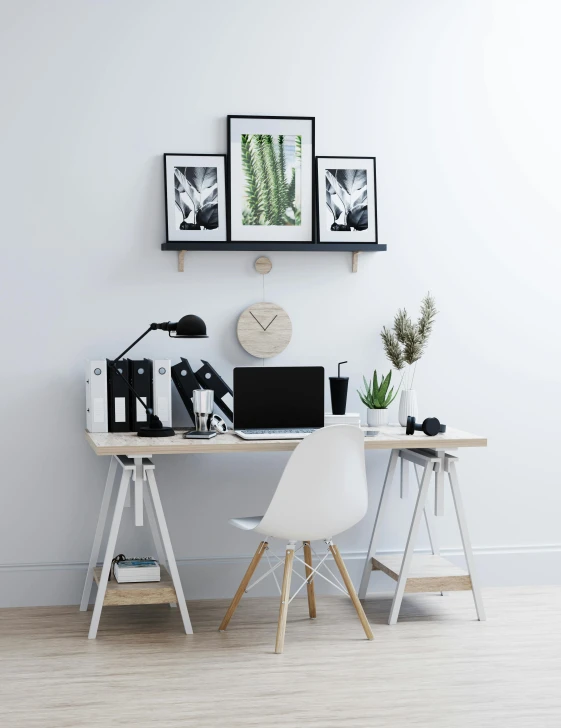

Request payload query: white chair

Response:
[219,425,374,653]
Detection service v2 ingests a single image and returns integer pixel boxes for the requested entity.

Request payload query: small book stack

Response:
[324,412,361,426]
[114,558,161,583]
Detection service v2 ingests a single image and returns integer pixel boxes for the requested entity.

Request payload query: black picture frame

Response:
[163,153,228,245]
[227,115,316,247]
[315,156,379,245]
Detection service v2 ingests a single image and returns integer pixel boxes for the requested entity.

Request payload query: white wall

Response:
[1,0,560,607]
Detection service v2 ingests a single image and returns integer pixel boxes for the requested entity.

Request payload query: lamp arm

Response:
[112,326,154,363]
[109,325,159,416]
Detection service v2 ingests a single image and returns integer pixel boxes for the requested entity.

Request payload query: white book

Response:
[115,573,160,583]
[114,559,161,583]
[324,412,361,426]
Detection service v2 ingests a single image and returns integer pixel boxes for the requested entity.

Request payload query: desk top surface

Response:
[85,426,487,456]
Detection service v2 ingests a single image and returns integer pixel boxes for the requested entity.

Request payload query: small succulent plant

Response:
[358,370,400,410]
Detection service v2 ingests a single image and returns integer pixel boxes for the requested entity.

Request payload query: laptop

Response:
[234,366,324,440]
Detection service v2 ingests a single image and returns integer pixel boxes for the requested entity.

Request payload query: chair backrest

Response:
[258,425,368,542]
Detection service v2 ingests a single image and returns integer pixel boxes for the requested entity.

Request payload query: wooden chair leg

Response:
[303,541,317,618]
[219,541,268,631]
[275,545,295,654]
[329,542,374,640]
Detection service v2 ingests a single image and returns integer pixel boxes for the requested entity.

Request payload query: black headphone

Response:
[406,416,446,437]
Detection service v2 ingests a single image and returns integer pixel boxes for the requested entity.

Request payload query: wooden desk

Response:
[85,426,486,456]
[82,426,487,637]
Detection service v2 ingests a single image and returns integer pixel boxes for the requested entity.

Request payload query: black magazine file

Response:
[194,360,233,422]
[107,358,131,432]
[171,358,202,425]
[128,358,153,432]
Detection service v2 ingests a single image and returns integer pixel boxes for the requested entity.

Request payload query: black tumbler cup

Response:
[329,377,349,415]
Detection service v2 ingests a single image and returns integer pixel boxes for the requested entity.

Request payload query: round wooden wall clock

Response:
[237,302,292,359]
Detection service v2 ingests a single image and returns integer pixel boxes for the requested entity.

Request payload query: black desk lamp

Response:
[109,314,208,438]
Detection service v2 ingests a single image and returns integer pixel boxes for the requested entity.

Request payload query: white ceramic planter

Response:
[398,389,418,426]
[367,408,389,426]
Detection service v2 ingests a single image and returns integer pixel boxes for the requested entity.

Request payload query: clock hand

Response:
[249,310,266,331]
[263,314,278,331]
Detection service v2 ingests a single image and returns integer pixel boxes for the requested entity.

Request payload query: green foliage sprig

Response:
[241,135,261,225]
[381,293,438,372]
[358,370,400,410]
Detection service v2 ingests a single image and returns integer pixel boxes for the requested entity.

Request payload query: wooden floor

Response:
[1,587,560,727]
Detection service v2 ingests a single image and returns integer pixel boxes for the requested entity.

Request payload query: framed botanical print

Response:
[227,115,315,246]
[164,153,227,243]
[316,156,378,244]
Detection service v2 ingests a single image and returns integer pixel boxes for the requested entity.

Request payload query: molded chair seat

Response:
[219,425,374,653]
[229,516,263,531]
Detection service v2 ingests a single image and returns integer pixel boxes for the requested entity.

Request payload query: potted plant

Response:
[380,292,438,426]
[358,370,400,426]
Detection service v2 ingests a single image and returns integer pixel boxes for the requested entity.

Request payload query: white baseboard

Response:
[1,544,560,608]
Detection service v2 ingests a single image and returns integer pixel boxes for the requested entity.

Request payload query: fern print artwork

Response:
[228,116,314,243]
[241,134,301,226]
[325,169,368,231]
[174,166,219,230]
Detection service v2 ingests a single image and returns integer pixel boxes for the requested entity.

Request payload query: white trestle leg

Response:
[80,457,117,612]
[434,451,446,517]
[400,458,409,499]
[446,456,486,621]
[415,462,446,595]
[88,468,132,638]
[146,469,193,634]
[358,449,400,600]
[414,463,440,557]
[143,467,176,608]
[387,460,433,625]
[134,458,144,527]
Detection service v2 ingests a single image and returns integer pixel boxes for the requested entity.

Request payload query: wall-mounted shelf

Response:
[162,242,387,273]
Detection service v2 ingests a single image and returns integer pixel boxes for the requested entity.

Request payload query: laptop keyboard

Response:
[239,428,318,435]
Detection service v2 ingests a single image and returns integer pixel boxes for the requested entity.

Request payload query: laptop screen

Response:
[233,367,324,429]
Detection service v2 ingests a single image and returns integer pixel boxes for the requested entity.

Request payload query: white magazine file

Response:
[153,359,172,427]
[85,359,108,433]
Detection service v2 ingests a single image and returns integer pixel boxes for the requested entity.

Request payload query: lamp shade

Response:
[175,314,208,338]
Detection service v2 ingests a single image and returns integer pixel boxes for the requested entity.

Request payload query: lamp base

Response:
[137,426,176,438]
